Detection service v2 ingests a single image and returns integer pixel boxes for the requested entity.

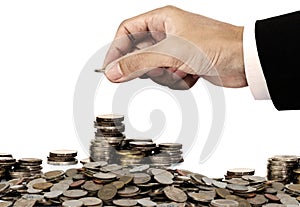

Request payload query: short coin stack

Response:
[116,150,146,166]
[157,143,184,166]
[267,155,299,184]
[293,168,300,184]
[90,114,125,163]
[225,168,255,179]
[47,150,78,166]
[0,153,15,179]
[10,158,43,179]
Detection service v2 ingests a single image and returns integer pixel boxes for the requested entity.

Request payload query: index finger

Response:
[103,8,167,67]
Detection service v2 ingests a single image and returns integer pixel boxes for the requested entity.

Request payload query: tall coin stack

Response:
[90,114,125,163]
[267,155,299,184]
[0,153,15,179]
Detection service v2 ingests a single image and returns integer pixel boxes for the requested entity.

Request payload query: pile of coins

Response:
[267,155,299,184]
[2,160,300,207]
[0,153,15,179]
[90,114,184,167]
[10,158,43,179]
[90,114,126,163]
[47,150,78,166]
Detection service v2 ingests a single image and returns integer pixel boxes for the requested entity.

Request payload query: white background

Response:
[0,1,299,177]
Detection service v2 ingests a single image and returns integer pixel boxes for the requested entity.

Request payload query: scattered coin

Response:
[163,186,187,203]
[78,197,103,206]
[62,200,84,207]
[98,184,117,200]
[211,199,239,207]
[63,189,88,198]
[113,199,138,206]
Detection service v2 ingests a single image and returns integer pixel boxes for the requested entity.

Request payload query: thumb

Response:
[105,39,183,82]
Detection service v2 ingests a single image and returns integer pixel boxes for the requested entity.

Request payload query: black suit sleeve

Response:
[255,11,300,110]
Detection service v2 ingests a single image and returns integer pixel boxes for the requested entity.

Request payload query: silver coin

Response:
[62,200,84,207]
[78,197,103,206]
[211,199,239,207]
[112,199,137,207]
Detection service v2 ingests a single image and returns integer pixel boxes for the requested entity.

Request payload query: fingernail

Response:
[193,75,200,79]
[105,63,123,81]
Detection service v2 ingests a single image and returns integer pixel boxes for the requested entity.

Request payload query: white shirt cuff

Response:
[243,22,271,100]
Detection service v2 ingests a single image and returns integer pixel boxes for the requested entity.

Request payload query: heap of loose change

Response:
[90,114,184,167]
[2,161,300,207]
[47,150,78,166]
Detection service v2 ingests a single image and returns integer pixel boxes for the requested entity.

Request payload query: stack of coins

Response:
[10,158,42,179]
[117,150,145,166]
[91,114,125,163]
[157,143,184,165]
[129,141,156,155]
[226,168,255,179]
[267,155,299,184]
[0,153,15,179]
[293,168,300,184]
[47,150,78,165]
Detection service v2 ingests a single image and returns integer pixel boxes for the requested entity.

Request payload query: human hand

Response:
[103,6,247,89]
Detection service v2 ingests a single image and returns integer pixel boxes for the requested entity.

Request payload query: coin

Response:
[113,199,138,206]
[227,168,255,176]
[96,114,125,122]
[154,174,173,185]
[264,194,280,202]
[93,172,117,180]
[62,200,84,207]
[51,183,70,192]
[112,181,125,190]
[13,198,36,207]
[119,175,134,184]
[286,184,300,194]
[163,186,187,203]
[44,190,63,199]
[211,199,239,207]
[0,201,12,207]
[32,182,53,190]
[63,189,88,198]
[188,191,214,202]
[133,173,151,184]
[70,180,85,188]
[247,195,268,205]
[0,183,9,193]
[227,184,249,192]
[78,197,103,206]
[44,170,65,180]
[98,184,117,200]
[50,150,78,157]
[118,186,140,197]
[82,180,102,192]
[137,198,157,207]
[216,188,231,198]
